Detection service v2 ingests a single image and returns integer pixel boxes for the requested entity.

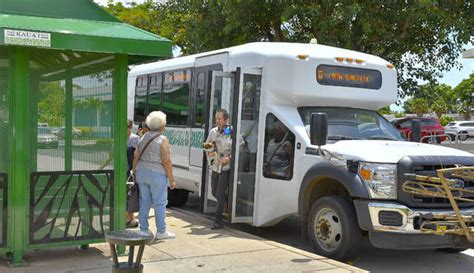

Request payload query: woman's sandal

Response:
[126,220,139,228]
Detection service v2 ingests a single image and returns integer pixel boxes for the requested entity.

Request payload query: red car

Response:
[390,117,447,143]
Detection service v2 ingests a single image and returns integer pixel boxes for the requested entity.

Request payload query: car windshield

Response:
[420,119,437,126]
[299,107,404,142]
[38,127,52,134]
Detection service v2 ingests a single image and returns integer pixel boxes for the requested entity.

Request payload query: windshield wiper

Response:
[366,136,398,140]
[327,135,360,140]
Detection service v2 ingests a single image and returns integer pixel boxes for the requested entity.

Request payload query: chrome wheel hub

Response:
[314,207,342,252]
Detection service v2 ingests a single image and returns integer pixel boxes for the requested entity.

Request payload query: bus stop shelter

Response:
[0,0,171,265]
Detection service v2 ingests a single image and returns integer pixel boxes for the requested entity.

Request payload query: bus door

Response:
[229,68,262,223]
[203,71,235,213]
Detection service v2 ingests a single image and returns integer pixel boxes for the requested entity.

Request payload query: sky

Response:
[438,44,473,88]
[390,44,473,112]
[95,0,473,111]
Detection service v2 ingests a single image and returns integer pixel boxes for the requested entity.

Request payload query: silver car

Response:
[444,121,474,141]
[37,127,59,149]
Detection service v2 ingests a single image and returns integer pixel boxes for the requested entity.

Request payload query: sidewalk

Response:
[0,209,366,273]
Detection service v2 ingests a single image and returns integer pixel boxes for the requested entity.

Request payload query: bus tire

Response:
[168,189,189,207]
[308,196,362,261]
[436,248,468,253]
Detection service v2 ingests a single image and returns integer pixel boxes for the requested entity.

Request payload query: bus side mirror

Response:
[310,113,328,146]
[411,119,421,142]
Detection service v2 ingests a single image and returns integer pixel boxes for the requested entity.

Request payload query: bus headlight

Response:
[358,162,397,199]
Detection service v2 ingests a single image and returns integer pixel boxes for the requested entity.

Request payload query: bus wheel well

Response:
[302,178,350,224]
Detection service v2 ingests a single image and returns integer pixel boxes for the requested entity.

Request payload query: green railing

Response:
[29,171,113,245]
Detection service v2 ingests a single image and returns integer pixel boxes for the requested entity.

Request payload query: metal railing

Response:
[403,166,474,242]
[405,130,472,150]
[29,170,114,245]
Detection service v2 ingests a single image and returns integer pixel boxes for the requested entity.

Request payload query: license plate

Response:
[436,225,447,232]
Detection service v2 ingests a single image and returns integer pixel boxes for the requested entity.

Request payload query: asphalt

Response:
[0,209,365,273]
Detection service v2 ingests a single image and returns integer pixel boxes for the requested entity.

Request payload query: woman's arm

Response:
[161,137,176,189]
[132,148,140,174]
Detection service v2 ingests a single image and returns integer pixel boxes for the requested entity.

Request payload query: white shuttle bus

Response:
[128,42,474,260]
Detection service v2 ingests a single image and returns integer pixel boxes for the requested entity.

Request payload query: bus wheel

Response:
[437,248,468,253]
[308,196,362,261]
[168,189,189,207]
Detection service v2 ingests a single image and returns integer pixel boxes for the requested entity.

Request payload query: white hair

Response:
[146,111,167,131]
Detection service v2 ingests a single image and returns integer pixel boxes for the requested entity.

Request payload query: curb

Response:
[170,207,366,273]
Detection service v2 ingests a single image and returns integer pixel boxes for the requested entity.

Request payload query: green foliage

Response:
[453,73,474,120]
[415,83,455,112]
[104,1,474,98]
[377,106,391,115]
[79,138,113,151]
[431,98,448,118]
[404,97,429,117]
[76,126,92,137]
[439,115,455,126]
[37,81,64,127]
[96,138,113,146]
[394,112,405,118]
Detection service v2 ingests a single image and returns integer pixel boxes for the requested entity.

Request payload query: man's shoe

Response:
[155,230,176,240]
[126,220,139,229]
[211,222,224,230]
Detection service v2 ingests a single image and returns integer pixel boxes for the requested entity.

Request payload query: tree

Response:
[415,83,455,112]
[104,1,474,99]
[404,97,429,117]
[37,82,65,127]
[377,106,391,115]
[431,98,448,118]
[453,73,474,120]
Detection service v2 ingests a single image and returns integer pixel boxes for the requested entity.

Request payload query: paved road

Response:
[182,193,474,273]
[37,145,111,171]
[440,139,474,154]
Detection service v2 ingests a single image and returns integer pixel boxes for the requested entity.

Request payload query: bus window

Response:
[147,73,162,113]
[134,76,148,122]
[163,69,191,126]
[194,72,205,127]
[263,114,295,180]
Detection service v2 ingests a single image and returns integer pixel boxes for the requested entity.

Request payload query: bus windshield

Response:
[298,107,403,142]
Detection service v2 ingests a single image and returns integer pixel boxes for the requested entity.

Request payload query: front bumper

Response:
[354,200,474,249]
[366,201,474,233]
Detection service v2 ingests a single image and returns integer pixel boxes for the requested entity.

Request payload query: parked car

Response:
[53,127,82,139]
[444,121,474,141]
[37,127,59,149]
[390,117,447,143]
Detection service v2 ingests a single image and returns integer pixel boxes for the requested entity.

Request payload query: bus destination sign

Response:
[316,65,382,90]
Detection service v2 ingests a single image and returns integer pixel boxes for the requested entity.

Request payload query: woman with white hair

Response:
[132,111,177,240]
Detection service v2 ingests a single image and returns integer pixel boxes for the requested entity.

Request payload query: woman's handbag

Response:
[127,178,140,213]
[127,133,161,213]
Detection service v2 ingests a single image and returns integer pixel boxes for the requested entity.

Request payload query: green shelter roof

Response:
[0,0,172,59]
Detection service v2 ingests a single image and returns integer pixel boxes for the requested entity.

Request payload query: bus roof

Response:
[129,42,389,76]
[130,42,397,110]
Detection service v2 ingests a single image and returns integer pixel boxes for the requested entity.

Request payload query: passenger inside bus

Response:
[263,118,294,180]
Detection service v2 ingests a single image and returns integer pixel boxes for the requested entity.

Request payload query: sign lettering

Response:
[316,65,382,90]
[4,29,51,47]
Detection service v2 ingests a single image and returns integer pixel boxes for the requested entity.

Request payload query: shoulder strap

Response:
[137,133,161,162]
